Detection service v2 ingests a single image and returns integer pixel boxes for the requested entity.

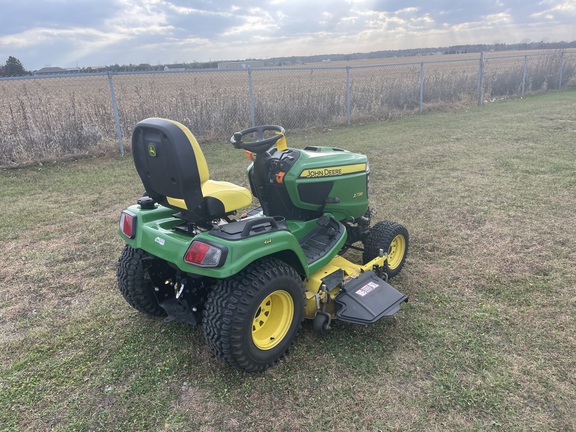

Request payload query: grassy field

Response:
[1,90,575,431]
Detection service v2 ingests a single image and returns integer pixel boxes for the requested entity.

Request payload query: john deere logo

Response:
[148,144,157,157]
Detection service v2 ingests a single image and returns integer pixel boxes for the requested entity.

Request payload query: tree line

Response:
[2,40,576,77]
[0,56,220,76]
[0,56,29,77]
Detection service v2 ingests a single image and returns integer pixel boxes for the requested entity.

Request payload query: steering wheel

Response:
[230,125,285,154]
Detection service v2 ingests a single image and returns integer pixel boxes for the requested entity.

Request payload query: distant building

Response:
[217,61,265,70]
[164,64,187,71]
[34,67,68,75]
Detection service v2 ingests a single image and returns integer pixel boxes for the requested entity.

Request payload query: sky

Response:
[1,0,575,71]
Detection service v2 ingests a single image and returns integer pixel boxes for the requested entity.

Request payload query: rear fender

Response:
[195,228,310,278]
[119,204,310,278]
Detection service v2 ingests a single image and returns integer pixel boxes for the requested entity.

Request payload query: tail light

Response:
[120,211,137,239]
[184,241,224,267]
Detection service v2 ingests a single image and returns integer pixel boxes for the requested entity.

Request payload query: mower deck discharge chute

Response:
[118,118,409,372]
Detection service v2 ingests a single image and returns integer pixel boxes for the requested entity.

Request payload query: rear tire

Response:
[117,245,166,317]
[203,257,305,372]
[363,221,409,279]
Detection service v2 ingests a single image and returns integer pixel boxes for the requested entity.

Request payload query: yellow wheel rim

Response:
[387,234,406,270]
[252,290,294,350]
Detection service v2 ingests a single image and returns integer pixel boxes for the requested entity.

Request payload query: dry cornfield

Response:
[0,50,574,166]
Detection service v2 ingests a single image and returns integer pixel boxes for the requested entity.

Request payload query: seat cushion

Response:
[201,180,252,213]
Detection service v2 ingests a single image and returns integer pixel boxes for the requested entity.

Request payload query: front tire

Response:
[117,245,166,317]
[203,257,305,372]
[363,221,409,279]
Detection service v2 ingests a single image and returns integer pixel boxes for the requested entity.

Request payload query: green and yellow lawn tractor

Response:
[118,118,409,372]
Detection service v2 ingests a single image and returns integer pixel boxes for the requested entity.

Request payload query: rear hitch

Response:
[153,277,206,326]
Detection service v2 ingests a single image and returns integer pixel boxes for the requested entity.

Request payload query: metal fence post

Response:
[477,52,485,106]
[248,67,255,127]
[558,51,565,90]
[107,71,124,155]
[346,66,351,126]
[419,62,425,113]
[521,55,528,97]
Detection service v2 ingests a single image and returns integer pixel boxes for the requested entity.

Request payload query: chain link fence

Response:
[1,51,575,165]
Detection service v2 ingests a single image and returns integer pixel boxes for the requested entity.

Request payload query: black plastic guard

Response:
[158,297,202,325]
[335,271,407,324]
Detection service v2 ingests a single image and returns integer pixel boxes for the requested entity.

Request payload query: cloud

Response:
[0,0,574,70]
[531,0,576,21]
[1,0,117,34]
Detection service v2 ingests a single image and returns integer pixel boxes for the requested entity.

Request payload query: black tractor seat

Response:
[132,118,252,223]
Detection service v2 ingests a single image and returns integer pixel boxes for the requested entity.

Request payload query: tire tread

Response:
[362,221,409,279]
[203,257,305,372]
[117,245,166,317]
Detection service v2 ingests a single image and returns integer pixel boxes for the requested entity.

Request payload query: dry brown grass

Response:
[304,49,557,67]
[1,51,574,166]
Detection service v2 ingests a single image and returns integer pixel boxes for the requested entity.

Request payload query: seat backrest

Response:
[132,118,209,214]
